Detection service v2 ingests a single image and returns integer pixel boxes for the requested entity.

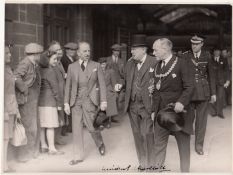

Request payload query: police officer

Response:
[182,35,216,155]
[14,43,43,162]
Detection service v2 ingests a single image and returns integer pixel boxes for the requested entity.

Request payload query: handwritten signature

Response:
[102,165,170,172]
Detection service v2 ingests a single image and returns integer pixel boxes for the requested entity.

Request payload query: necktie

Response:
[81,61,85,71]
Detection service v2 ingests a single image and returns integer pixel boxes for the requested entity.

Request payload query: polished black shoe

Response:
[99,144,105,156]
[219,115,225,119]
[196,149,204,155]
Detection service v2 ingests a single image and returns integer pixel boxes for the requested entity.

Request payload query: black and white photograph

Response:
[1,1,232,173]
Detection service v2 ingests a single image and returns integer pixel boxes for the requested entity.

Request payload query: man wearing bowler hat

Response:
[106,44,125,116]
[182,34,216,155]
[14,42,43,162]
[151,38,193,172]
[124,34,157,168]
[61,42,79,134]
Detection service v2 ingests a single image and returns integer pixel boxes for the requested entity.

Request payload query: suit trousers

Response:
[189,100,209,151]
[17,88,40,161]
[214,85,225,116]
[128,100,155,168]
[153,121,190,172]
[71,97,103,160]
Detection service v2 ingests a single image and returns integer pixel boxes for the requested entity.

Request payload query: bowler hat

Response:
[111,44,122,51]
[157,104,185,132]
[93,110,109,129]
[190,34,206,44]
[64,42,78,50]
[25,43,43,54]
[131,34,147,47]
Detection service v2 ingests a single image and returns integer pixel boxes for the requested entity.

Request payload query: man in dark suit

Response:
[182,35,216,155]
[124,34,157,168]
[151,38,194,172]
[61,42,78,133]
[210,47,230,118]
[106,44,125,115]
[64,41,107,165]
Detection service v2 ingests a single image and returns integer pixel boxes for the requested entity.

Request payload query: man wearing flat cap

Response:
[182,34,216,156]
[106,44,125,117]
[124,34,157,168]
[14,42,43,162]
[61,42,78,133]
[151,38,194,172]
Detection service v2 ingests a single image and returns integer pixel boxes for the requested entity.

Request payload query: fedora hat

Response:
[111,44,122,51]
[93,110,109,129]
[131,34,148,47]
[157,104,185,132]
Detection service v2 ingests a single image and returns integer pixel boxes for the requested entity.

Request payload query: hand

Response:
[174,102,184,113]
[100,102,107,111]
[57,106,62,111]
[114,84,122,92]
[224,81,230,88]
[151,112,155,121]
[210,95,217,103]
[64,103,70,115]
[148,85,154,94]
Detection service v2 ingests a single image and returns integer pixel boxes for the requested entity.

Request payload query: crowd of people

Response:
[3,34,231,172]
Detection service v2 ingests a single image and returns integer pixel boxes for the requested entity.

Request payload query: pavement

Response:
[6,106,232,173]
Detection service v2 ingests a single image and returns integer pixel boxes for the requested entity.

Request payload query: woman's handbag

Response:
[10,118,27,147]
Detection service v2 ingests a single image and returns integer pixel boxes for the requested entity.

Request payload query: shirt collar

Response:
[163,54,173,66]
[194,50,201,58]
[79,59,88,66]
[139,54,147,65]
[67,55,74,62]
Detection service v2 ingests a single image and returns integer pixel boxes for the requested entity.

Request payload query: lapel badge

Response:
[172,73,177,78]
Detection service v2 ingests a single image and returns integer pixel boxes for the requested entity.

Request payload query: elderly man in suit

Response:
[64,41,107,165]
[14,43,43,162]
[106,44,125,115]
[48,41,67,144]
[61,42,79,133]
[151,38,194,172]
[182,35,216,155]
[124,34,157,168]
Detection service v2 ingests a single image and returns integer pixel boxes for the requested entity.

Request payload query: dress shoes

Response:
[218,115,225,119]
[195,149,204,155]
[99,143,105,156]
[69,159,83,165]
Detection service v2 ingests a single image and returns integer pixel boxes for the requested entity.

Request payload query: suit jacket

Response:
[124,55,158,114]
[212,56,230,86]
[106,56,125,85]
[53,61,66,102]
[153,56,194,134]
[38,67,63,107]
[64,60,107,107]
[61,54,74,73]
[182,50,216,101]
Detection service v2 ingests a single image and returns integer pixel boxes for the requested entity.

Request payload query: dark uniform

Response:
[210,55,230,118]
[182,49,216,155]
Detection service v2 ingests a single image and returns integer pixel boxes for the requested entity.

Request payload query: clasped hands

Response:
[114,84,123,92]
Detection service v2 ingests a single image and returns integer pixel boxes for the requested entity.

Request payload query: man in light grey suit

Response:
[64,41,107,165]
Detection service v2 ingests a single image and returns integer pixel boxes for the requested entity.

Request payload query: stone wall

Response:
[5,4,43,68]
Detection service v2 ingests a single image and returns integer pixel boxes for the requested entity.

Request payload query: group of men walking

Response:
[7,32,230,172]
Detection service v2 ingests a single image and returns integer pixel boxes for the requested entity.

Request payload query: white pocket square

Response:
[93,68,97,72]
[172,73,177,78]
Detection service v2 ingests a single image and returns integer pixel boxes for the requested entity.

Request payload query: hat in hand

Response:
[157,103,185,132]
[93,110,109,129]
